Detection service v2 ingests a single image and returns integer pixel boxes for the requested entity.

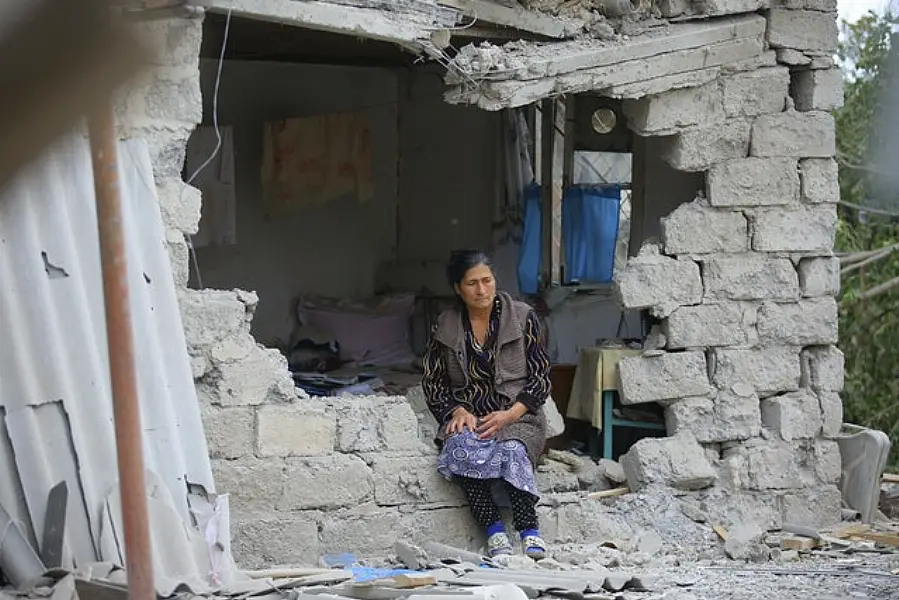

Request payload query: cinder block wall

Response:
[612,6,845,531]
[124,4,847,568]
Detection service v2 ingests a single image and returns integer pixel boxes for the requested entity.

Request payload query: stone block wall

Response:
[613,5,845,531]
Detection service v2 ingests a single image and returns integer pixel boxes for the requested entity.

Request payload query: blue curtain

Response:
[517,183,542,295]
[563,185,620,284]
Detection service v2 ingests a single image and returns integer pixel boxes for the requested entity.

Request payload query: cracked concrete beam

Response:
[205,0,442,50]
[437,0,583,39]
[450,14,766,83]
[446,36,764,110]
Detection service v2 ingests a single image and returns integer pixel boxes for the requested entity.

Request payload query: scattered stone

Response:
[599,459,627,484]
[603,572,631,592]
[679,500,707,523]
[628,574,660,591]
[724,522,768,562]
[636,530,664,555]
[394,541,428,570]
[620,432,717,491]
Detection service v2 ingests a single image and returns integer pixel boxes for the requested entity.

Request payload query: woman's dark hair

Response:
[446,249,493,288]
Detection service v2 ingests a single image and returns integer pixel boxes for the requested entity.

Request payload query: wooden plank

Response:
[712,524,729,541]
[781,537,816,551]
[540,98,555,289]
[550,98,565,287]
[883,473,899,483]
[586,486,629,500]
[849,532,899,547]
[438,0,581,38]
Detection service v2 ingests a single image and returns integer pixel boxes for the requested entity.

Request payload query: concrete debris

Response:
[621,433,717,491]
[724,523,768,562]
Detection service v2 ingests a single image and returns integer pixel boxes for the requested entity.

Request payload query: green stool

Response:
[601,389,666,459]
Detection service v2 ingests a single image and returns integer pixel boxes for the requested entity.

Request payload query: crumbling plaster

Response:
[124,1,847,568]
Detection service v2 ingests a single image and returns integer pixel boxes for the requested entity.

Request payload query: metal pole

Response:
[88,103,156,600]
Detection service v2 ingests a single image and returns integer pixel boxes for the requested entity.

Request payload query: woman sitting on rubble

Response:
[422,249,552,561]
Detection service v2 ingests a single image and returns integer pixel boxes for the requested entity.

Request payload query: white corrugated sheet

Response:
[0,135,239,590]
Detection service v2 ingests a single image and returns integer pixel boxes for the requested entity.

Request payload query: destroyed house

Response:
[0,0,858,580]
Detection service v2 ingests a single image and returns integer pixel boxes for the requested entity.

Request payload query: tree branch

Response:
[837,199,899,218]
[857,275,899,301]
[841,243,899,274]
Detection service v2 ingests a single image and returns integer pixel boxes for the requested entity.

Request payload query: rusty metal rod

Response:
[88,103,155,600]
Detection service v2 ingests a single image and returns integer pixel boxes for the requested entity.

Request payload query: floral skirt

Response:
[436,429,538,497]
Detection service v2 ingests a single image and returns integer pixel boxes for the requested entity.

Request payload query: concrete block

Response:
[760,390,823,440]
[704,0,767,15]
[697,489,783,531]
[620,432,717,491]
[779,485,842,529]
[156,177,201,235]
[553,500,635,545]
[661,200,749,254]
[769,0,838,10]
[380,402,424,451]
[165,229,189,288]
[614,245,702,318]
[280,454,375,510]
[721,67,790,117]
[134,18,203,67]
[744,440,803,490]
[370,454,465,506]
[801,345,844,392]
[751,203,837,253]
[257,404,336,457]
[798,256,840,297]
[707,157,799,207]
[536,464,581,493]
[800,158,839,204]
[213,344,297,407]
[331,397,422,453]
[712,346,801,396]
[662,119,751,172]
[320,506,402,556]
[404,507,482,549]
[619,351,714,404]
[703,254,799,301]
[665,390,761,443]
[767,10,839,54]
[623,82,724,135]
[776,48,812,66]
[144,67,203,124]
[212,457,285,512]
[179,289,251,349]
[757,298,838,345]
[233,512,320,569]
[811,439,842,483]
[791,68,844,111]
[751,111,836,158]
[201,405,254,459]
[664,303,747,348]
[818,391,843,437]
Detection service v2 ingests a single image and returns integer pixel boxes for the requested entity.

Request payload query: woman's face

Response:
[456,263,496,311]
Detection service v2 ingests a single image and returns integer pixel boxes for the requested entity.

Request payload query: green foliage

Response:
[834,10,899,466]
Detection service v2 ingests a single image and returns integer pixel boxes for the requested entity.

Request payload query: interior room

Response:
[186,14,703,459]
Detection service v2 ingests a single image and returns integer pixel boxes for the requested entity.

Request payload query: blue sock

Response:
[520,528,539,540]
[487,522,505,537]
